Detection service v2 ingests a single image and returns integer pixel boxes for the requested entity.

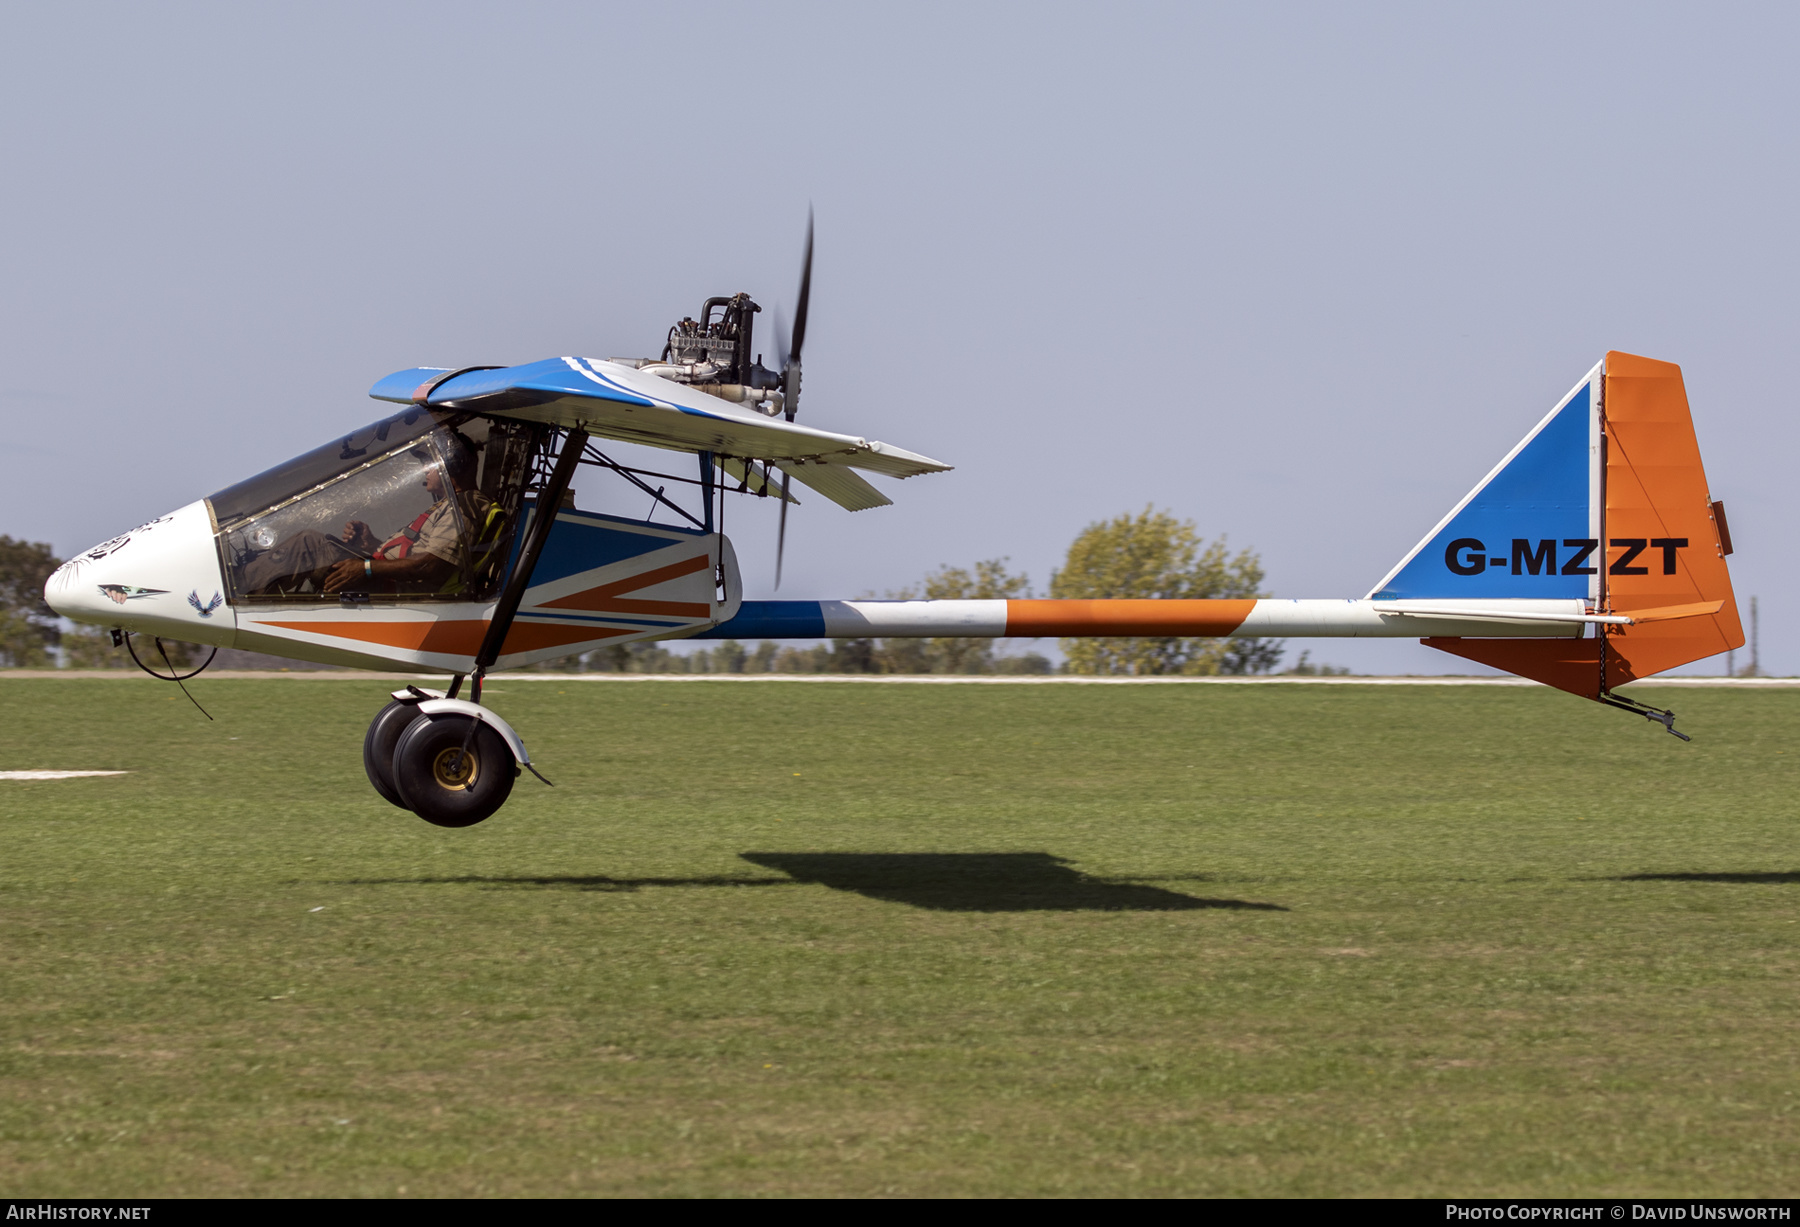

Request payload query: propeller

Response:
[773,210,813,589]
[784,210,811,423]
[776,469,791,588]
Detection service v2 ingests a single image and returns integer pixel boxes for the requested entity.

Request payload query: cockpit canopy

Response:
[208,409,540,604]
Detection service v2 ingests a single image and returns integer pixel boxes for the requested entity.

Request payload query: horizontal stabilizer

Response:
[1374,603,1628,626]
[1621,600,1724,624]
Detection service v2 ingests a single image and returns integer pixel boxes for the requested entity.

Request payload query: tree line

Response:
[2,508,1350,675]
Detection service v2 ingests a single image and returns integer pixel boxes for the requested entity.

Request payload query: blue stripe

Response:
[505,503,706,591]
[564,358,726,419]
[565,358,684,410]
[689,601,828,639]
[529,513,679,586]
[367,358,665,409]
[369,357,742,428]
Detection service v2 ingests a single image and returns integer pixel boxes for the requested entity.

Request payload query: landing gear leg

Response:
[366,425,587,826]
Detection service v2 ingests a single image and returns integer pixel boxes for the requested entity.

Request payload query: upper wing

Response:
[370,358,951,485]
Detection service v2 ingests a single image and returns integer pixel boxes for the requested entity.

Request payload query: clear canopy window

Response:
[209,408,449,528]
[211,415,538,604]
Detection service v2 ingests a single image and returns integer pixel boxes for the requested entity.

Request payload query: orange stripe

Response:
[256,619,630,657]
[538,553,712,617]
[1003,599,1255,637]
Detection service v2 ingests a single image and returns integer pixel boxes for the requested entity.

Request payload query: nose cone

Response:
[46,500,236,646]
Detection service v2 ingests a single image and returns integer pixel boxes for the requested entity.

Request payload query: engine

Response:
[613,292,787,415]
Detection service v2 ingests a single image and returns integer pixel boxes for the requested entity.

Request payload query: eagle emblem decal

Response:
[187,590,223,617]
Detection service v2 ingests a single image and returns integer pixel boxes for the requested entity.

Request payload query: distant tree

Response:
[992,652,1053,675]
[574,641,682,673]
[1049,507,1280,676]
[775,644,833,673]
[1220,638,1285,676]
[1281,650,1352,677]
[56,623,197,670]
[710,640,748,674]
[0,536,62,666]
[531,647,593,672]
[62,625,128,668]
[829,638,877,673]
[876,558,1033,674]
[582,644,628,672]
[0,609,52,667]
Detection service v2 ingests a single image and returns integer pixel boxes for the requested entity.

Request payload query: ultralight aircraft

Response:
[45,223,1744,826]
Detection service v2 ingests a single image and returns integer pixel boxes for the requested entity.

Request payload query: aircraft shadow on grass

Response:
[737,852,1286,913]
[338,853,1286,913]
[1612,871,1800,885]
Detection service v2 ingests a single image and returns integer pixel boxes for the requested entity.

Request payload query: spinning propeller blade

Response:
[771,305,789,388]
[774,211,811,586]
[775,470,792,589]
[783,209,812,423]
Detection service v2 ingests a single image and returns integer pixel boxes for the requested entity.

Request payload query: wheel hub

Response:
[431,745,478,790]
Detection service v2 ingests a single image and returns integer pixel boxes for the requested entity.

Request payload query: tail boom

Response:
[695,598,1596,641]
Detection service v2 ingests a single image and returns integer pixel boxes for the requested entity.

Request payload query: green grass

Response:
[0,676,1796,1197]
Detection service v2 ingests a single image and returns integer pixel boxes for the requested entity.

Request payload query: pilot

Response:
[322,436,493,594]
[239,433,493,597]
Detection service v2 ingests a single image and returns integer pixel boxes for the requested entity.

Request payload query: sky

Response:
[2,1,1794,674]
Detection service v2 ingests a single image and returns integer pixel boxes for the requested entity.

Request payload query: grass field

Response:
[0,675,1795,1198]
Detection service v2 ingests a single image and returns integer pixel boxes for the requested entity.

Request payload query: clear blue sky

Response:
[3,2,1793,673]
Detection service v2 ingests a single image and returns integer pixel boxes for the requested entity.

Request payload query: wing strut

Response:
[469,427,590,704]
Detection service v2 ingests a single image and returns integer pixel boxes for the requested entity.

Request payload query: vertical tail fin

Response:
[1399,353,1741,698]
[1369,361,1602,604]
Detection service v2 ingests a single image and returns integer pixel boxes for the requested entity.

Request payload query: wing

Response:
[370,359,951,490]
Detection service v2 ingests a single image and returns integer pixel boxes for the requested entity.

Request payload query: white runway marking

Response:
[0,770,129,780]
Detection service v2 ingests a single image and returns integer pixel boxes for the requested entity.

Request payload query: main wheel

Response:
[391,714,516,828]
[363,700,425,809]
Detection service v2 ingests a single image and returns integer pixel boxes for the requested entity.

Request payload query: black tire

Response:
[363,700,425,810]
[392,714,516,828]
